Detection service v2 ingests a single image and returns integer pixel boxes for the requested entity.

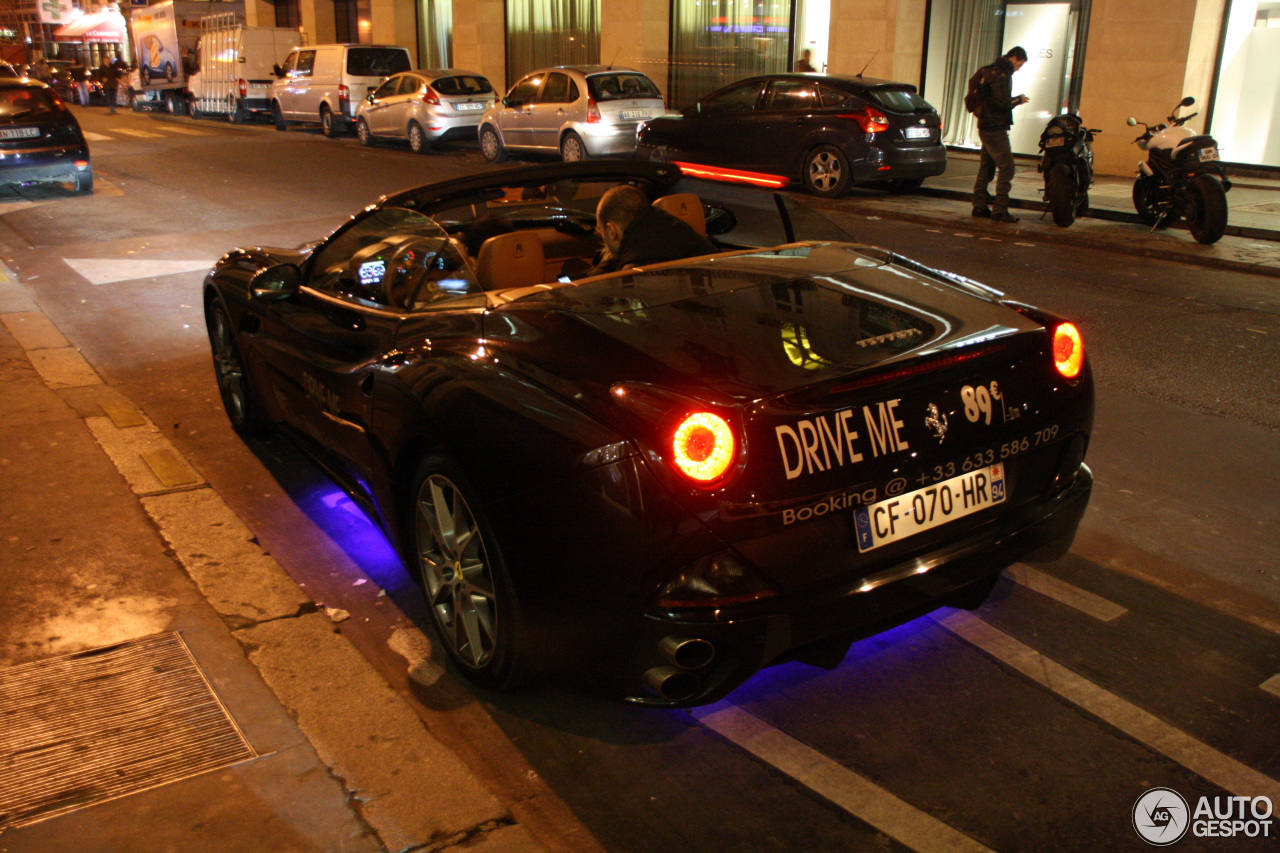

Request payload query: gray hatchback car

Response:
[478,65,665,162]
[356,70,496,153]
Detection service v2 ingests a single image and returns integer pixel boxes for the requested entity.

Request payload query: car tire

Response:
[320,105,336,137]
[560,131,587,162]
[187,95,200,119]
[408,121,430,154]
[409,454,529,689]
[1046,164,1075,227]
[229,97,244,124]
[1185,173,1228,245]
[74,168,94,194]
[273,102,286,131]
[357,117,374,146]
[479,125,507,163]
[206,302,270,435]
[802,144,851,198]
[1132,174,1170,227]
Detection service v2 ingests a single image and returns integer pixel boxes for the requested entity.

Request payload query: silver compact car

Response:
[356,70,496,153]
[478,65,665,162]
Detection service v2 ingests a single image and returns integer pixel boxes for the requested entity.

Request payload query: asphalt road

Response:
[4,106,1278,853]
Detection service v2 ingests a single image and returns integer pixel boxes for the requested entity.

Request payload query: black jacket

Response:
[976,57,1019,131]
[587,207,716,277]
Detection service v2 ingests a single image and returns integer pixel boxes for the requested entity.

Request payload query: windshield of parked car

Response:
[0,87,61,119]
[346,48,410,77]
[865,86,932,113]
[433,75,493,96]
[588,73,661,102]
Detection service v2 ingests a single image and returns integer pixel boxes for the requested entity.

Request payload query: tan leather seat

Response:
[475,231,545,291]
[652,193,706,235]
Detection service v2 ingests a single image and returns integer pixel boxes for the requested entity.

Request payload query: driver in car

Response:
[585,185,715,277]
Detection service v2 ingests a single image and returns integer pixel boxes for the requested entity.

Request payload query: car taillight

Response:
[422,86,440,105]
[238,78,247,97]
[1052,322,1084,379]
[671,412,735,483]
[338,84,350,101]
[839,106,890,134]
[586,96,601,123]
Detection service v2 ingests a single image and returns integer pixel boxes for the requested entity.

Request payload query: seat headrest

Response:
[652,193,706,236]
[476,230,545,291]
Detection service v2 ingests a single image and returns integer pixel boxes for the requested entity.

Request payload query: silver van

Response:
[271,44,411,136]
[478,65,666,162]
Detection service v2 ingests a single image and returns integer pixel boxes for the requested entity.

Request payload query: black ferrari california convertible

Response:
[204,161,1093,706]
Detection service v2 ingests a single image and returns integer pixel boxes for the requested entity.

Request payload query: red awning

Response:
[53,9,127,44]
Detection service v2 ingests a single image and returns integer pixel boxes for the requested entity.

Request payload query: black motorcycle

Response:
[1038,114,1099,228]
[1127,96,1232,245]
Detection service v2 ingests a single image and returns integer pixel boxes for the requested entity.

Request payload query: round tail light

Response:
[672,412,735,483]
[1053,322,1084,379]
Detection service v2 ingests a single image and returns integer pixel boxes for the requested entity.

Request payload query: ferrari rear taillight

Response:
[1052,322,1084,379]
[672,412,735,483]
[839,106,890,134]
[586,96,601,123]
[423,86,440,106]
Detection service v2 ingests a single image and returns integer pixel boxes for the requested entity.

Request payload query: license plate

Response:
[454,102,484,111]
[621,109,651,121]
[0,127,39,139]
[1199,146,1219,162]
[854,464,1006,553]
[905,126,931,139]
[1045,136,1066,147]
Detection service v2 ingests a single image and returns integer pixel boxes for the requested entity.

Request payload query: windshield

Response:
[866,87,932,113]
[346,48,410,77]
[433,75,493,96]
[587,73,662,102]
[0,87,61,119]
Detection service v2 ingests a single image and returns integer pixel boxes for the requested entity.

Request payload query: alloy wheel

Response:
[210,308,247,425]
[807,151,842,193]
[415,474,499,669]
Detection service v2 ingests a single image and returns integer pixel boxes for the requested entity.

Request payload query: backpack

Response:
[964,65,992,116]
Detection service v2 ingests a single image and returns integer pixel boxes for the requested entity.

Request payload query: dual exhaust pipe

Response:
[644,637,715,702]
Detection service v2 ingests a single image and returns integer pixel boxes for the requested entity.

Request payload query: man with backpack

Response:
[967,46,1029,222]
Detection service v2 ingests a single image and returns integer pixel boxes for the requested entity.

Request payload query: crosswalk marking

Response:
[936,610,1280,802]
[62,258,214,285]
[1006,564,1128,622]
[156,126,208,135]
[82,131,112,141]
[692,702,995,853]
[112,129,163,138]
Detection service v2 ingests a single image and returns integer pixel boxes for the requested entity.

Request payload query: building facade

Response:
[237,0,1276,175]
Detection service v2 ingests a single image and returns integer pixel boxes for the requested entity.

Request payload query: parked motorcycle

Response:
[1127,96,1231,244]
[1038,114,1099,227]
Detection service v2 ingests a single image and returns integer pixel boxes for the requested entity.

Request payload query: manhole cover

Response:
[0,632,256,831]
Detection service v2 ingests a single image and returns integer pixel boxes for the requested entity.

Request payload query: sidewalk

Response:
[806,152,1280,280]
[0,265,549,851]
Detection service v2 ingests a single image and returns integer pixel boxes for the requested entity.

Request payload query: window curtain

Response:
[419,0,452,68]
[939,0,1001,147]
[669,0,791,110]
[506,0,600,87]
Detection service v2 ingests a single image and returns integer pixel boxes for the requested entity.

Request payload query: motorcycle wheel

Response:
[1185,173,1228,245]
[1046,164,1075,227]
[1133,175,1173,228]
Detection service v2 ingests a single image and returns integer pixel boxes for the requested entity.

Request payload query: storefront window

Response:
[419,0,451,67]
[1209,0,1280,167]
[506,0,600,87]
[668,0,792,110]
[923,0,1087,155]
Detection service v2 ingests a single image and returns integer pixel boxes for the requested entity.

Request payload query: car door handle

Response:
[323,306,365,331]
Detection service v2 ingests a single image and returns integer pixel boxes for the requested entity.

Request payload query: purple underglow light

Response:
[299,482,410,594]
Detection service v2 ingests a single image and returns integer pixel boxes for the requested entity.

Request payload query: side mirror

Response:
[272,63,283,78]
[1126,116,1137,126]
[704,206,737,237]
[250,264,300,301]
[1180,96,1195,107]
[365,92,375,104]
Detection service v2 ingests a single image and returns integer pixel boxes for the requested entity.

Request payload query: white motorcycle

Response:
[1127,96,1231,245]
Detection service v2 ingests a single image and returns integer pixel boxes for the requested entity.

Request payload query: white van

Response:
[188,15,302,122]
[271,44,412,136]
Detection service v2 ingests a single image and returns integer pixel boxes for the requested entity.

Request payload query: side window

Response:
[294,50,315,78]
[568,79,580,102]
[507,76,541,105]
[398,75,422,96]
[372,77,398,99]
[540,72,571,104]
[766,80,817,110]
[280,53,297,75]
[704,81,762,113]
[817,85,848,108]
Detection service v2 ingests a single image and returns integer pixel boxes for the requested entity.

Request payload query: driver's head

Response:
[596,185,649,255]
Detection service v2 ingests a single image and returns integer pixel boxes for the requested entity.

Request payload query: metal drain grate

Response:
[0,632,257,830]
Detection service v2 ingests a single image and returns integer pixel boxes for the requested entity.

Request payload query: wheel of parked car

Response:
[408,121,430,154]
[206,302,270,434]
[187,95,200,119]
[479,125,507,163]
[409,453,529,689]
[802,144,851,198]
[273,102,286,131]
[74,168,93,194]
[560,131,587,162]
[320,105,336,137]
[357,117,374,146]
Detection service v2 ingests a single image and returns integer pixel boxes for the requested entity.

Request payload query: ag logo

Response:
[1133,788,1190,845]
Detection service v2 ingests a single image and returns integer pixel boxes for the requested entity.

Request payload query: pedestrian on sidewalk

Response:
[70,59,89,106]
[99,57,120,114]
[969,46,1029,223]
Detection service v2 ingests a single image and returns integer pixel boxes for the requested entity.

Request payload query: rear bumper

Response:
[576,121,644,157]
[0,146,90,184]
[852,144,947,181]
[623,462,1093,706]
